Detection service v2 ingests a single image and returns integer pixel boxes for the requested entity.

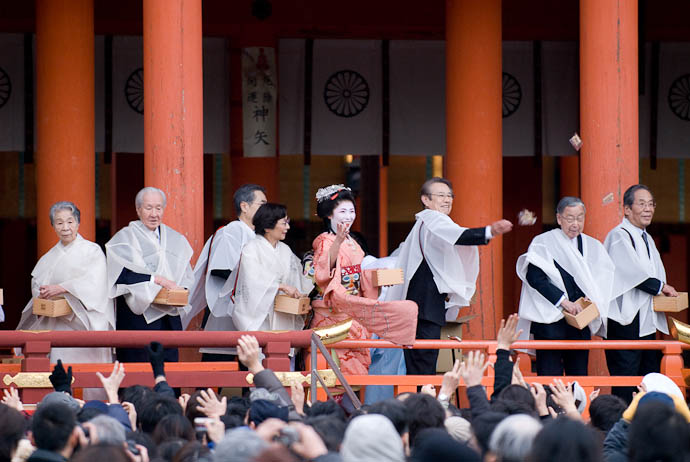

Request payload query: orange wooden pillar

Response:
[143,0,204,259]
[559,156,580,198]
[35,0,95,255]
[446,0,503,339]
[580,0,639,241]
[230,25,279,201]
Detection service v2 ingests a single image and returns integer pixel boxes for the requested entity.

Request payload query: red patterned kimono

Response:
[310,232,418,375]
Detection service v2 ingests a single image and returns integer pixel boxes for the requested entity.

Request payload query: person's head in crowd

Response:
[248,400,289,428]
[173,441,213,462]
[491,398,537,417]
[226,396,251,419]
[497,385,536,411]
[0,403,26,462]
[39,391,81,414]
[30,402,80,459]
[395,391,415,402]
[445,416,473,445]
[341,414,405,462]
[368,398,410,453]
[305,415,346,452]
[70,444,130,462]
[183,391,206,426]
[527,416,602,462]
[589,394,627,434]
[126,430,157,460]
[138,395,183,434]
[368,399,409,436]
[410,428,481,462]
[220,414,245,431]
[213,427,268,462]
[315,185,356,234]
[628,400,690,462]
[253,446,298,462]
[77,402,106,423]
[471,411,509,456]
[487,414,542,462]
[157,438,187,462]
[234,183,267,223]
[119,385,152,412]
[85,415,127,445]
[305,399,347,422]
[152,414,195,445]
[641,372,684,399]
[401,393,446,448]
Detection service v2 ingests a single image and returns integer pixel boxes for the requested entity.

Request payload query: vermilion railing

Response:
[0,331,686,404]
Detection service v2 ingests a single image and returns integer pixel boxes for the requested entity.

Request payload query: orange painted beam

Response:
[579,0,639,241]
[143,0,204,261]
[445,0,503,340]
[35,0,95,256]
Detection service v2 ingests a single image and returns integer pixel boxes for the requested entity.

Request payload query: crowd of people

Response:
[3,322,690,462]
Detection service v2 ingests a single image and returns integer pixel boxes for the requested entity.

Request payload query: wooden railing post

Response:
[263,342,291,372]
[20,341,52,403]
[661,342,685,396]
[485,343,498,397]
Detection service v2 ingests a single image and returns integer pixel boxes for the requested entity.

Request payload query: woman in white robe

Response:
[223,204,313,356]
[17,201,114,365]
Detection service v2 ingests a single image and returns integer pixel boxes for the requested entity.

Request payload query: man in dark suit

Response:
[390,177,513,376]
[517,196,615,376]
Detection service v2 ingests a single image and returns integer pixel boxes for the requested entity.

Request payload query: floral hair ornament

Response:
[315,184,351,203]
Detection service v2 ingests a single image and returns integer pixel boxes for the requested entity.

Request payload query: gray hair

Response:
[135,187,167,208]
[233,184,266,216]
[623,184,653,207]
[88,415,126,445]
[489,414,542,462]
[49,201,81,225]
[420,177,453,197]
[213,427,268,462]
[556,196,586,215]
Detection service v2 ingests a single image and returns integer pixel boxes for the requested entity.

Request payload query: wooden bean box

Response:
[371,268,404,287]
[153,288,189,306]
[274,295,311,315]
[563,298,599,330]
[33,297,72,317]
[653,292,689,313]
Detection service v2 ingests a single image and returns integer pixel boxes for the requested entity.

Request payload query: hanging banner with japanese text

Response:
[242,47,276,157]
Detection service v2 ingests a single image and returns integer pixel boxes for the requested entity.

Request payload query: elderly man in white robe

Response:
[17,201,113,366]
[183,184,266,362]
[517,196,615,376]
[387,177,513,376]
[222,203,313,369]
[604,184,678,402]
[106,187,194,363]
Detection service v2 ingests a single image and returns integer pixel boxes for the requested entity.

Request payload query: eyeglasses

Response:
[427,193,455,200]
[278,218,290,226]
[633,201,656,210]
[559,214,585,224]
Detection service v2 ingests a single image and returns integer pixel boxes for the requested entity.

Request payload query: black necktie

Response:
[642,232,651,258]
[577,234,583,256]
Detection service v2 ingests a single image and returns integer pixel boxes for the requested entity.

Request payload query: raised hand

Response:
[237,335,263,374]
[458,351,491,388]
[491,219,513,236]
[49,359,73,394]
[96,361,126,404]
[496,314,522,351]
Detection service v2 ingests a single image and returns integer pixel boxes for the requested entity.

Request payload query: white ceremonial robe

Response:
[17,234,114,364]
[604,218,668,336]
[184,220,255,329]
[516,229,615,337]
[226,236,313,335]
[106,221,194,323]
[385,209,479,321]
